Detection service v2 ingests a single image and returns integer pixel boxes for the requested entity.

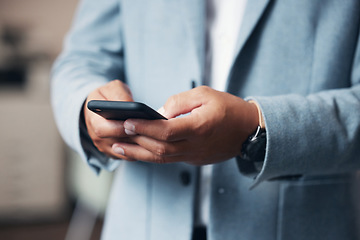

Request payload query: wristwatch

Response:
[240,125,267,162]
[237,101,267,176]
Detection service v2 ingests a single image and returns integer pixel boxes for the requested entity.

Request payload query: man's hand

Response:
[84,80,135,160]
[112,86,260,165]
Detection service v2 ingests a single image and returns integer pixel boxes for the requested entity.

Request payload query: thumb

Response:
[159,87,207,119]
[102,80,133,102]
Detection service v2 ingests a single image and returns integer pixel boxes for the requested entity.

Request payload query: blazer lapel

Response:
[235,0,271,57]
[179,0,270,88]
[180,0,206,83]
[226,0,271,90]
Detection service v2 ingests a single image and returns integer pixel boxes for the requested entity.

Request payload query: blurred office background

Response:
[0,0,113,239]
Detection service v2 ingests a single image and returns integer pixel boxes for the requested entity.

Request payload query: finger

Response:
[86,81,135,138]
[112,142,185,164]
[123,87,215,141]
[160,86,213,118]
[92,136,135,147]
[91,136,134,152]
[84,81,133,139]
[99,80,133,101]
[92,137,137,161]
[124,117,196,142]
[129,135,190,157]
[103,144,137,161]
[88,114,127,138]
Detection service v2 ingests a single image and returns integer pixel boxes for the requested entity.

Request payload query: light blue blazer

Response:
[51,0,360,239]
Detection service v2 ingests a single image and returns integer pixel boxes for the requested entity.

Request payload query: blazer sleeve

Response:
[51,0,124,173]
[247,31,360,185]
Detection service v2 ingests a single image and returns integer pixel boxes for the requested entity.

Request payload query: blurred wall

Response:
[0,0,78,60]
[0,0,79,223]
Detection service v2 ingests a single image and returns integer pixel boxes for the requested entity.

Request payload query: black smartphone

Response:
[87,100,167,120]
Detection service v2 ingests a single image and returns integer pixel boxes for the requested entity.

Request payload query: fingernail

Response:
[125,128,136,135]
[113,145,125,155]
[124,121,135,132]
[157,107,165,115]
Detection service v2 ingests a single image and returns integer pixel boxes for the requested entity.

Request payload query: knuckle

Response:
[168,94,180,106]
[109,79,121,86]
[92,125,105,137]
[91,134,101,142]
[193,120,211,138]
[89,116,99,130]
[103,80,119,92]
[113,79,126,89]
[161,128,174,141]
[115,127,125,138]
[113,79,122,84]
[93,122,108,138]
[154,145,167,156]
[97,146,105,153]
[197,85,210,91]
[194,85,212,99]
[196,85,210,94]
[153,155,166,164]
[88,114,95,125]
[93,141,105,152]
[92,120,113,138]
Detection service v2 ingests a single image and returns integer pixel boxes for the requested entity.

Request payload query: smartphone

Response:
[87,100,167,121]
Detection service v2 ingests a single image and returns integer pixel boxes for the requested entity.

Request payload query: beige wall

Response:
[0,0,80,222]
[0,0,78,59]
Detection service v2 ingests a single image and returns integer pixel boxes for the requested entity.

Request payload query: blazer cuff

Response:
[79,103,121,174]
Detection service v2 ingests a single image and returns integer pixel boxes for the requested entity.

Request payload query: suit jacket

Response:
[51,0,360,239]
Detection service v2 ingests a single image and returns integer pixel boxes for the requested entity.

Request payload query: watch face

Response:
[241,127,266,162]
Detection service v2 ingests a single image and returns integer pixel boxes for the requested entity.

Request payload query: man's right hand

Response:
[83,80,135,160]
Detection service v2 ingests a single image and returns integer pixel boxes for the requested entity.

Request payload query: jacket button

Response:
[180,171,191,186]
[218,188,226,194]
[191,80,197,89]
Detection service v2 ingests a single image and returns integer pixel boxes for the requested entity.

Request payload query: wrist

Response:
[239,100,267,165]
[248,100,265,129]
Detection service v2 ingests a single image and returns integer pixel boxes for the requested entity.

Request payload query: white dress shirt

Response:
[197,0,248,227]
